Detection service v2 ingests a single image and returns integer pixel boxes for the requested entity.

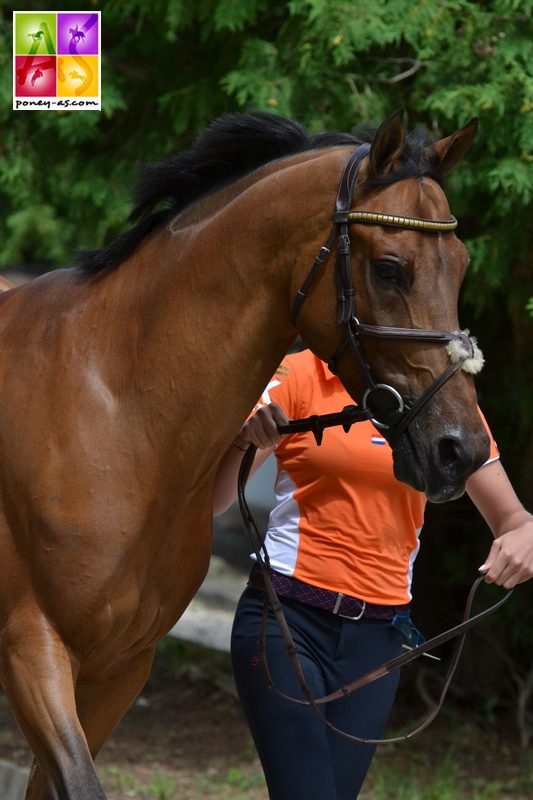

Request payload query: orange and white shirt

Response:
[258,349,499,606]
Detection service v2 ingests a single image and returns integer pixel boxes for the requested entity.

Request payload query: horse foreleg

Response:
[75,647,155,759]
[23,648,155,799]
[0,606,107,800]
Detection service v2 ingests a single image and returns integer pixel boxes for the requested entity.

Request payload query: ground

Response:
[0,640,532,800]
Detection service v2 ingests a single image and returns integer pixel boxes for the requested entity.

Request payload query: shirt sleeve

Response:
[478,406,500,463]
[250,356,301,419]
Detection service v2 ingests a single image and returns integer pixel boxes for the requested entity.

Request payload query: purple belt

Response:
[248,567,409,621]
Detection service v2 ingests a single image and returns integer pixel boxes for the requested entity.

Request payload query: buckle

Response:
[332,592,366,621]
[361,383,405,430]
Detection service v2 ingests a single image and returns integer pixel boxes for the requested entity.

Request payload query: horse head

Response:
[293,111,489,503]
[74,109,488,503]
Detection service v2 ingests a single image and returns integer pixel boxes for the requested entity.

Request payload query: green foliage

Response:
[2,1,531,288]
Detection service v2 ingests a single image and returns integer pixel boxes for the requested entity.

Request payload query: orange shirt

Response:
[259,350,499,605]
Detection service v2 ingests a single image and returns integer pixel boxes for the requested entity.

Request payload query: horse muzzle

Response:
[391,422,490,503]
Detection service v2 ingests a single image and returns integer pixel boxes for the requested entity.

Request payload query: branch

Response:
[357,56,428,84]
[387,60,426,84]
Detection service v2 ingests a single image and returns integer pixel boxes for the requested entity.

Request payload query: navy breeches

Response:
[231,587,403,800]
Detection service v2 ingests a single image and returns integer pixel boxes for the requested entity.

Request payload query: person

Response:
[213,348,533,800]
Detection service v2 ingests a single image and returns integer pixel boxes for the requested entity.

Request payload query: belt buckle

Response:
[332,592,366,621]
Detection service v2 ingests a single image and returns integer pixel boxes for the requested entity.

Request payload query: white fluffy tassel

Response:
[446,330,485,374]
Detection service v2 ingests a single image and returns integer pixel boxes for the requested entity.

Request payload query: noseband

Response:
[291,144,483,442]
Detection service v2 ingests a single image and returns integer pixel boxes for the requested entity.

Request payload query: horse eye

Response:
[373,260,404,286]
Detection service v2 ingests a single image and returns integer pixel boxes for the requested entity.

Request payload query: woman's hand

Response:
[232,402,289,451]
[467,460,533,589]
[213,403,289,516]
[480,519,533,588]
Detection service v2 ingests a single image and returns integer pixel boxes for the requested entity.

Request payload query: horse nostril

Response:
[437,435,471,472]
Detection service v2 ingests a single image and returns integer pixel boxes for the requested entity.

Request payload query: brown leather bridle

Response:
[291,143,478,442]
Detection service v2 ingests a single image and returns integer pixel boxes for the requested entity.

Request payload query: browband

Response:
[347,211,458,231]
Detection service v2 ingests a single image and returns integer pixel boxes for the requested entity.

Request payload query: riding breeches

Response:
[230,586,403,800]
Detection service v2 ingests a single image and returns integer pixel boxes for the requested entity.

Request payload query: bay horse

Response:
[0,110,489,799]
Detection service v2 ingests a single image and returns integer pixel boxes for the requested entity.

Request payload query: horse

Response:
[0,110,489,799]
[69,26,86,44]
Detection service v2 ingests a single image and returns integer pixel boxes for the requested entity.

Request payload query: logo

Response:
[13,11,101,111]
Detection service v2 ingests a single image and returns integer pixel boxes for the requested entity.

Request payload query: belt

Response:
[248,567,409,621]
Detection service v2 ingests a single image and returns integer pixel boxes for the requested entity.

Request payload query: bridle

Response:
[290,143,482,442]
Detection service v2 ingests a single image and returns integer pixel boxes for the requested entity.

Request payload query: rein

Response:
[237,424,513,744]
[290,144,481,439]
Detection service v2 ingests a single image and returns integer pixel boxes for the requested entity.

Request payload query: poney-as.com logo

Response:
[13,11,101,111]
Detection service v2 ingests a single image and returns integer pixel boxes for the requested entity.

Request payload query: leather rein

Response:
[235,145,512,744]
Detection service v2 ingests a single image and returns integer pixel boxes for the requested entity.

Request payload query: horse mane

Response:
[76,112,441,276]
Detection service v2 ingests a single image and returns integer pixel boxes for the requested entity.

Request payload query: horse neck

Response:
[92,148,347,472]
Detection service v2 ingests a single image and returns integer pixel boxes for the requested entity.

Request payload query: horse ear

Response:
[368,109,407,178]
[428,118,478,176]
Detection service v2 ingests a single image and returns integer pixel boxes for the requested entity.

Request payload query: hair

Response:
[76,112,441,276]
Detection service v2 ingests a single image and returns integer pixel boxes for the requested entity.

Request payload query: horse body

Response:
[0,113,490,798]
[0,149,326,701]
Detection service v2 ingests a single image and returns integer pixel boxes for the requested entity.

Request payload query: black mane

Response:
[76,112,440,276]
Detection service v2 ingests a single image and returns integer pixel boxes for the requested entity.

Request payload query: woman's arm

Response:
[213,402,289,516]
[466,459,533,588]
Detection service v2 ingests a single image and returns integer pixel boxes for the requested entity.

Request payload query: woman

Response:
[213,349,533,800]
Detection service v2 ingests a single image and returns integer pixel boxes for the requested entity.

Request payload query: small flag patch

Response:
[371,436,386,445]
